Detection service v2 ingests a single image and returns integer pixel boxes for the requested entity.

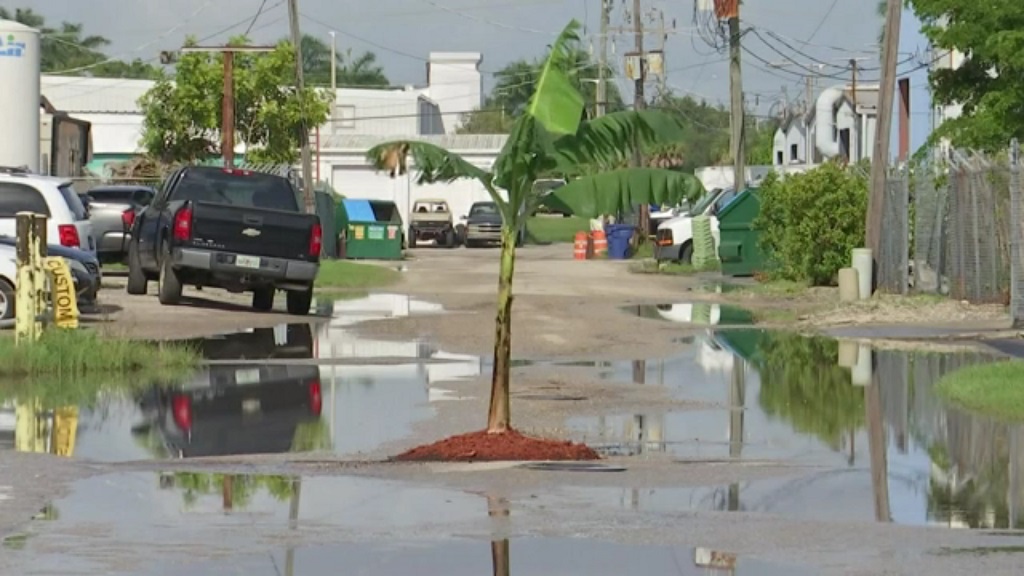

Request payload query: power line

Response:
[804,0,840,44]
[47,0,217,74]
[244,0,271,36]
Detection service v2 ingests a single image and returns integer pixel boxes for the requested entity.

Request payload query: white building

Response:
[40,51,498,221]
[772,84,880,168]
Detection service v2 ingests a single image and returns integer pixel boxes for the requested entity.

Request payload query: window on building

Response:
[334,105,356,129]
[790,144,799,162]
[776,151,784,165]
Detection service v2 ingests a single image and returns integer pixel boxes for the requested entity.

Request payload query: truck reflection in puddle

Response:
[135,323,326,458]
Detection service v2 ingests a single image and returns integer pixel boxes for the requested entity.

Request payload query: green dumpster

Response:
[717,188,764,277]
[314,185,339,259]
[336,198,404,260]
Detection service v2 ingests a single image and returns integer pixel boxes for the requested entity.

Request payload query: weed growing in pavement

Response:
[315,260,401,293]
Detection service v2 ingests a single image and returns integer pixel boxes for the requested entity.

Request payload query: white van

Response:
[653,187,740,263]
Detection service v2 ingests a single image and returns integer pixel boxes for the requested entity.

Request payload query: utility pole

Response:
[179,45,275,169]
[596,0,609,118]
[632,0,649,238]
[329,30,337,94]
[866,0,903,275]
[727,3,745,191]
[287,0,316,214]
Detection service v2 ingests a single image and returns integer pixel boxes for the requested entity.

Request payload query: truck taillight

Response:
[171,394,192,431]
[308,380,322,415]
[222,168,251,176]
[173,206,193,241]
[308,222,322,257]
[58,224,80,248]
[122,208,136,230]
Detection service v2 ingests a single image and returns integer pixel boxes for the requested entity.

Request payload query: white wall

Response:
[327,152,499,227]
[423,52,483,134]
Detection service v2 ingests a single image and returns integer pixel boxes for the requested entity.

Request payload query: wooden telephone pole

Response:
[596,0,610,118]
[866,0,903,269]
[725,1,745,192]
[287,0,317,214]
[179,45,275,168]
[631,0,650,237]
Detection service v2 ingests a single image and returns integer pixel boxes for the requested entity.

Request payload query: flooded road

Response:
[5,293,1024,575]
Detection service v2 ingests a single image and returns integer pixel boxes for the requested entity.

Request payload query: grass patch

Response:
[935,361,1024,421]
[315,259,401,292]
[526,215,590,244]
[629,258,718,276]
[0,329,196,378]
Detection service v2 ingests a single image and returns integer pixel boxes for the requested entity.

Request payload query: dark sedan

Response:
[0,236,101,305]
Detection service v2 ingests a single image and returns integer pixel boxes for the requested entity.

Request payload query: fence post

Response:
[14,212,47,343]
[1011,138,1023,327]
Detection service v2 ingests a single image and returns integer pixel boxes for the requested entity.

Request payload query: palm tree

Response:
[367,20,703,434]
[292,34,389,87]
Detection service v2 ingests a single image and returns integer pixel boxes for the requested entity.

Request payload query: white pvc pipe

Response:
[851,343,873,386]
[851,248,873,300]
[815,86,845,158]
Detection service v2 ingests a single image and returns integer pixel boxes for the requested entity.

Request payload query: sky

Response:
[6,0,934,151]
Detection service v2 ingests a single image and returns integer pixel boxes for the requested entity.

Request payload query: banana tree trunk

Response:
[486,226,517,433]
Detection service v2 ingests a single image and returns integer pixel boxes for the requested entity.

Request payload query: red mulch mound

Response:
[392,429,601,462]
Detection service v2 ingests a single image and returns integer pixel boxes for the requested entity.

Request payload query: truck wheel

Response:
[157,244,183,305]
[286,287,313,316]
[679,242,694,265]
[126,241,148,295]
[0,278,14,321]
[445,229,456,248]
[252,287,275,312]
[408,227,417,249]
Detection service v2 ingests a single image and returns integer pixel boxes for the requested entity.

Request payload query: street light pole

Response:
[329,31,337,95]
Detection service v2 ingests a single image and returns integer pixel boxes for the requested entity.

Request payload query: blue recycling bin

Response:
[605,224,635,259]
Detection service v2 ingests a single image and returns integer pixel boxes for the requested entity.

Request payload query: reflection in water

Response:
[569,329,1020,529]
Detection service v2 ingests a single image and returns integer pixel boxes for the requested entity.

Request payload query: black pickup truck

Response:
[125,166,321,315]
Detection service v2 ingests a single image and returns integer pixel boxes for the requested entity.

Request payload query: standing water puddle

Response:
[563,328,1022,529]
[627,302,755,325]
[0,294,481,462]
[3,471,811,576]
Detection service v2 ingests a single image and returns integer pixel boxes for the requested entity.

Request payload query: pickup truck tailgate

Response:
[190,202,317,260]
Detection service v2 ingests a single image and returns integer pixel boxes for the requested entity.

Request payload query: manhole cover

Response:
[518,462,626,472]
[515,394,587,401]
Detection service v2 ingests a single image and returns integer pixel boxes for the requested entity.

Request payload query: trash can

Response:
[717,188,764,277]
[605,224,635,260]
[335,199,404,260]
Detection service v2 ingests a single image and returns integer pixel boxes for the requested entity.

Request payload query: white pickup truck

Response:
[653,187,740,264]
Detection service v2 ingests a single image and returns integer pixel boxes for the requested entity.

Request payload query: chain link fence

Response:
[1010,139,1024,327]
[879,170,910,294]
[902,148,1015,306]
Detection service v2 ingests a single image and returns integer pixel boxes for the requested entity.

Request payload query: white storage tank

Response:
[0,19,40,172]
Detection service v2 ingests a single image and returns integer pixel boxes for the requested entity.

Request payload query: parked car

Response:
[654,187,739,264]
[0,171,97,255]
[126,166,322,315]
[408,199,457,248]
[0,243,99,322]
[462,201,524,248]
[81,185,155,264]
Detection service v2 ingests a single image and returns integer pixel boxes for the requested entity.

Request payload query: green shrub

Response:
[755,162,867,286]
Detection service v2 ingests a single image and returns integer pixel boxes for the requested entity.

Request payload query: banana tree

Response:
[367,20,703,435]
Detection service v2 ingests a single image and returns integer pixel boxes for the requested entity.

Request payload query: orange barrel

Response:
[573,231,588,260]
[591,229,608,257]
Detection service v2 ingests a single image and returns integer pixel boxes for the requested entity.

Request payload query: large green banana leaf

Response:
[525,20,585,136]
[365,140,493,186]
[551,110,687,174]
[541,168,705,218]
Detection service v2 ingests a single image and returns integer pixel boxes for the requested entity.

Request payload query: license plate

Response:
[235,255,260,269]
[235,368,261,385]
[241,398,261,414]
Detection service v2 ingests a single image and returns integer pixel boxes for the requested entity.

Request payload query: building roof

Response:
[42,76,154,114]
[321,133,508,152]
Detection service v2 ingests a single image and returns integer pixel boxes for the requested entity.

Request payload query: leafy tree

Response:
[138,35,332,164]
[367,21,702,433]
[0,7,161,78]
[756,162,867,285]
[290,34,389,87]
[458,50,623,135]
[909,0,1024,150]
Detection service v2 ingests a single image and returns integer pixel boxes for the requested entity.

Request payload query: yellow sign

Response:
[43,257,80,329]
[51,406,79,457]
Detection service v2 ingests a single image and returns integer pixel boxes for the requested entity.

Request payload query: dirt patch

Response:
[798,294,1007,327]
[392,429,601,462]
